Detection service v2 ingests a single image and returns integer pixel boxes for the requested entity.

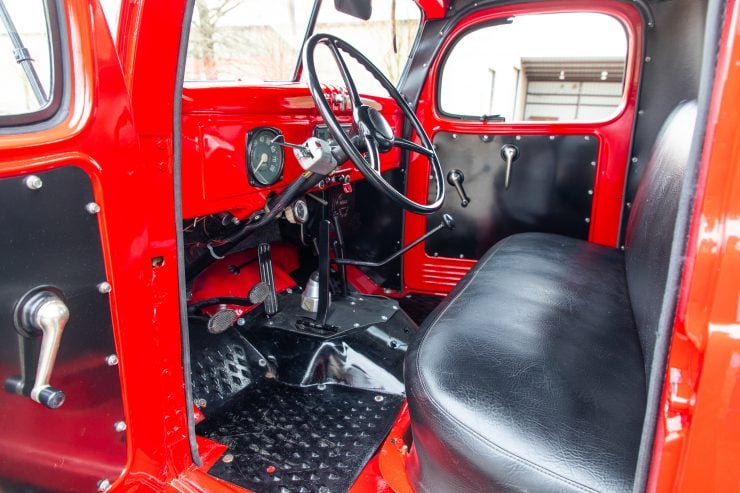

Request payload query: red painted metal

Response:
[415,0,449,19]
[181,84,402,219]
[402,0,644,294]
[1,0,737,492]
[0,0,191,490]
[189,244,299,317]
[349,402,412,493]
[647,1,740,490]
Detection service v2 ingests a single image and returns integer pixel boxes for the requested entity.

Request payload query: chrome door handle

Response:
[500,144,520,190]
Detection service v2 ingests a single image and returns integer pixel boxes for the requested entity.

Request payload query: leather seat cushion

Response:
[405,232,646,493]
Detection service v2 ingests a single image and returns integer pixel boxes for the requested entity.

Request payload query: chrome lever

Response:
[446,169,470,207]
[500,144,520,190]
[8,288,69,409]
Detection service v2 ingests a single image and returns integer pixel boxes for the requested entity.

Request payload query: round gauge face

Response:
[247,128,284,186]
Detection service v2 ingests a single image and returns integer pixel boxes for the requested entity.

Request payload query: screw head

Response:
[381,315,388,321]
[195,398,207,408]
[258,359,267,367]
[114,421,127,432]
[374,395,384,402]
[97,282,112,294]
[97,479,112,492]
[105,354,119,366]
[86,202,101,214]
[24,175,43,190]
[236,318,246,326]
[353,323,360,328]
[222,453,234,464]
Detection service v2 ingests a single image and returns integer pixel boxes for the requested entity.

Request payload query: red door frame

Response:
[647,0,740,490]
[402,0,644,294]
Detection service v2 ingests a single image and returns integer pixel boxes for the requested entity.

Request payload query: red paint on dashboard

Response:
[181,84,402,219]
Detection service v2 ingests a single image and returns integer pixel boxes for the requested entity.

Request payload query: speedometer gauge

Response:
[246,127,284,187]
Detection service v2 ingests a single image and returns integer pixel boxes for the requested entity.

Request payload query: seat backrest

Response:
[624,100,697,378]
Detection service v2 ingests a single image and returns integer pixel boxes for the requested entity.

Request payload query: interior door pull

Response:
[447,169,470,207]
[500,144,520,190]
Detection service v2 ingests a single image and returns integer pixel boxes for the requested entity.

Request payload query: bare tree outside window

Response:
[184,0,421,89]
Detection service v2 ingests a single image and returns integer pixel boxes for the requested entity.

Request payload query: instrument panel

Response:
[180,83,402,219]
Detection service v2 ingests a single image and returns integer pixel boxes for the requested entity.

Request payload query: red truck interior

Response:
[0,0,731,492]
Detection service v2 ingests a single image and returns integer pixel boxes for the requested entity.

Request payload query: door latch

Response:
[5,287,69,409]
[500,144,520,190]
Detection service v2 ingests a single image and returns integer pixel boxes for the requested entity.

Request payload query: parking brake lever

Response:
[5,288,69,409]
[447,169,470,207]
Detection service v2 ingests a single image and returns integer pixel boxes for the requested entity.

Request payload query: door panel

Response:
[402,0,644,294]
[0,166,126,492]
[0,1,154,491]
[426,133,598,259]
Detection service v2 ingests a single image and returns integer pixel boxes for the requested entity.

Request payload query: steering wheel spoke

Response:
[303,33,445,214]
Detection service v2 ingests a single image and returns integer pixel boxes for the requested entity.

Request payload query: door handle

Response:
[446,169,470,207]
[500,144,520,190]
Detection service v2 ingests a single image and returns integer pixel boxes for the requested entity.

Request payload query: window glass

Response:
[439,13,628,122]
[184,0,421,89]
[185,0,314,82]
[307,0,421,93]
[0,1,53,117]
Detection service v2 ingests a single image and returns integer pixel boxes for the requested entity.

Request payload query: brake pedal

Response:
[257,243,278,315]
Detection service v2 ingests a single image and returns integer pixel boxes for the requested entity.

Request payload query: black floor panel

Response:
[190,328,254,412]
[197,380,403,493]
[399,293,443,326]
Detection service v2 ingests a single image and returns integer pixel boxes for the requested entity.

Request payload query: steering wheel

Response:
[303,33,445,214]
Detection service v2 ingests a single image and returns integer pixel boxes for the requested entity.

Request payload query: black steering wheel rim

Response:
[303,33,445,214]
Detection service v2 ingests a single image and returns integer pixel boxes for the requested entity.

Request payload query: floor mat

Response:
[197,380,404,493]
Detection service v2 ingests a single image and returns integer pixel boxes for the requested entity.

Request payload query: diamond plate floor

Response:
[197,380,404,493]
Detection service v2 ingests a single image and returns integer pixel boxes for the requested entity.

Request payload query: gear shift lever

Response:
[5,288,69,409]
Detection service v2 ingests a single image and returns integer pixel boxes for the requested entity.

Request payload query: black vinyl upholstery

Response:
[405,101,697,493]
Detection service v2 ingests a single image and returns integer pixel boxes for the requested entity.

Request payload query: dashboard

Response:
[180,82,403,219]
